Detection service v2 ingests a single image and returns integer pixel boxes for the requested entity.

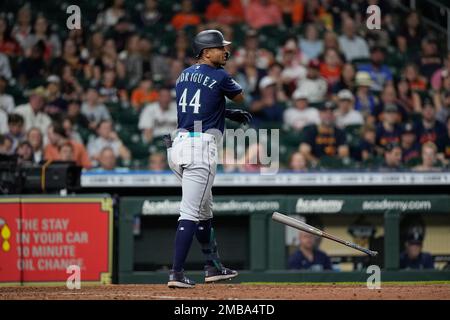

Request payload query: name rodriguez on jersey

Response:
[176,71,218,89]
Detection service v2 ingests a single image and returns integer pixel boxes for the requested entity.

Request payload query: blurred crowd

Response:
[0,0,449,172]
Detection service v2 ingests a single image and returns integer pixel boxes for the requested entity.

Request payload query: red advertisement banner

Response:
[0,197,112,285]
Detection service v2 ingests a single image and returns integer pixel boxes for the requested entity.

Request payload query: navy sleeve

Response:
[220,74,243,99]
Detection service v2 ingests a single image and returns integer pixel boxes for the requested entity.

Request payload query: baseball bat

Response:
[272,212,378,257]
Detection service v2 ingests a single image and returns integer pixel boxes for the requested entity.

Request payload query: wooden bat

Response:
[272,212,378,257]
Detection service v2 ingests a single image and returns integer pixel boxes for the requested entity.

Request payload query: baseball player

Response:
[166,30,252,288]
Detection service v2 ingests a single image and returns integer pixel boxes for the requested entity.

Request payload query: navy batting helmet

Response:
[193,29,231,58]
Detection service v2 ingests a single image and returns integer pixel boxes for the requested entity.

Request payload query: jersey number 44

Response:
[179,88,201,114]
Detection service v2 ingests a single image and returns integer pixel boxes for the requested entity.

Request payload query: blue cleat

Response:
[167,270,196,289]
[204,264,238,283]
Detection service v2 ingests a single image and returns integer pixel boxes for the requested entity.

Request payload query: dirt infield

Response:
[1,283,449,300]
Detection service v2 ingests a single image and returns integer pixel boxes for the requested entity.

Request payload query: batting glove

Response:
[225,109,253,124]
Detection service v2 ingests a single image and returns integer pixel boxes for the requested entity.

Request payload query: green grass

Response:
[242,281,450,286]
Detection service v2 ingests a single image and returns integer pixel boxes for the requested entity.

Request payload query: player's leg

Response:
[167,142,197,288]
[195,144,238,282]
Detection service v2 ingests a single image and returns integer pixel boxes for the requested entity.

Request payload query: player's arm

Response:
[225,92,251,124]
[231,92,244,104]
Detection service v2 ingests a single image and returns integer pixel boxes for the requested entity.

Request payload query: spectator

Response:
[279,38,308,91]
[136,0,162,28]
[296,59,327,104]
[44,75,67,119]
[413,142,442,172]
[205,0,245,25]
[58,142,75,162]
[431,52,450,92]
[67,100,90,133]
[119,34,142,89]
[0,134,13,155]
[299,23,323,60]
[396,77,419,115]
[332,63,356,94]
[358,46,393,93]
[138,87,177,143]
[276,0,307,27]
[91,37,120,80]
[414,97,446,152]
[81,87,111,130]
[300,102,349,164]
[442,116,450,161]
[96,146,118,171]
[237,50,266,98]
[283,89,319,131]
[380,142,403,171]
[354,71,378,121]
[240,142,265,173]
[434,90,450,124]
[97,69,126,104]
[171,30,195,67]
[334,89,364,129]
[234,29,274,70]
[400,227,434,270]
[87,120,131,164]
[403,63,427,92]
[109,16,134,53]
[148,152,167,172]
[417,37,442,80]
[60,64,83,101]
[400,122,420,166]
[399,11,426,55]
[168,59,185,88]
[44,122,91,169]
[359,124,377,162]
[320,48,343,87]
[288,230,332,271]
[250,76,286,126]
[378,84,407,120]
[0,16,21,57]
[12,4,33,53]
[131,77,159,111]
[15,140,33,164]
[288,151,309,172]
[27,127,44,164]
[338,18,370,62]
[245,0,282,30]
[0,107,7,134]
[376,103,402,151]
[62,117,83,144]
[323,31,341,53]
[0,75,14,113]
[96,0,126,30]
[5,113,25,151]
[17,40,46,87]
[25,15,61,60]
[0,52,12,81]
[171,0,202,31]
[138,37,171,84]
